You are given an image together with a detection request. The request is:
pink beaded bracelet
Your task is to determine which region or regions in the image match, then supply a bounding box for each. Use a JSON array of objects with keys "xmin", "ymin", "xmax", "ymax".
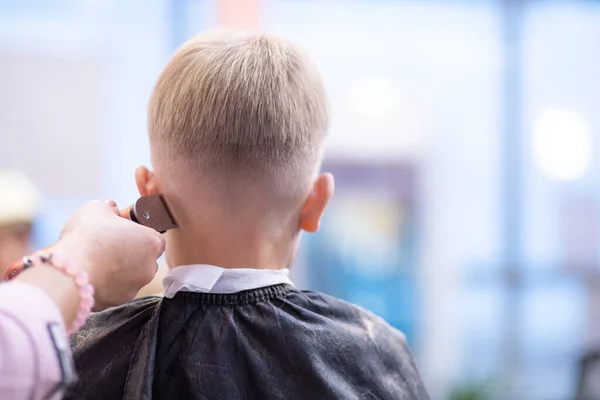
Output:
[{"xmin": 33, "ymin": 252, "xmax": 95, "ymax": 335}]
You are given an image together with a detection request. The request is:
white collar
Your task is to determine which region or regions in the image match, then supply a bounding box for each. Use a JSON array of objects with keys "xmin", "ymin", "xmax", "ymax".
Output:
[{"xmin": 162, "ymin": 264, "xmax": 294, "ymax": 298}]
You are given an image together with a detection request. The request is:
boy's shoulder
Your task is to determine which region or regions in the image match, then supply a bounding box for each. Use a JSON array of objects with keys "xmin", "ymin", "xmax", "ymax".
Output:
[
  {"xmin": 73, "ymin": 288, "xmax": 406, "ymax": 352},
  {"xmin": 70, "ymin": 295, "xmax": 160, "ymax": 352},
  {"xmin": 282, "ymin": 289, "xmax": 428, "ymax": 398},
  {"xmin": 292, "ymin": 289, "xmax": 407, "ymax": 339},
  {"xmin": 66, "ymin": 296, "xmax": 162, "ymax": 400}
]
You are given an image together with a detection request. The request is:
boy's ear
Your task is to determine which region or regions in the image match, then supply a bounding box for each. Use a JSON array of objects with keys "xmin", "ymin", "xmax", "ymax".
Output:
[
  {"xmin": 135, "ymin": 166, "xmax": 159, "ymax": 197},
  {"xmin": 299, "ymin": 173, "xmax": 335, "ymax": 233}
]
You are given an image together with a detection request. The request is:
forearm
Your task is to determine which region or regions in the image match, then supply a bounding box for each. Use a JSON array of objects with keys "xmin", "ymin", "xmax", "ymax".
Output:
[
  {"xmin": 0, "ymin": 281, "xmax": 74, "ymax": 399},
  {"xmin": 16, "ymin": 265, "xmax": 80, "ymax": 328},
  {"xmin": 11, "ymin": 236, "xmax": 96, "ymax": 326}
]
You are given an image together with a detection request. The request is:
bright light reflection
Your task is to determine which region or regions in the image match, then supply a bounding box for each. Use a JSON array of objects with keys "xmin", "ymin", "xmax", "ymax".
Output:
[{"xmin": 533, "ymin": 109, "xmax": 592, "ymax": 181}]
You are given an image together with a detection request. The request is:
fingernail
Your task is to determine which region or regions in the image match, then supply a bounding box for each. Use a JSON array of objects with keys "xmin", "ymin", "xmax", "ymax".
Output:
[{"xmin": 104, "ymin": 199, "xmax": 116, "ymax": 207}]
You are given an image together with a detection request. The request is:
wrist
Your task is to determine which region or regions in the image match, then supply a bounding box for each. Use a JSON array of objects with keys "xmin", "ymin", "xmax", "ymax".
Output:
[
  {"xmin": 14, "ymin": 252, "xmax": 95, "ymax": 334},
  {"xmin": 53, "ymin": 237, "xmax": 110, "ymax": 311},
  {"xmin": 53, "ymin": 235, "xmax": 92, "ymax": 275},
  {"xmin": 16, "ymin": 264, "xmax": 80, "ymax": 328}
]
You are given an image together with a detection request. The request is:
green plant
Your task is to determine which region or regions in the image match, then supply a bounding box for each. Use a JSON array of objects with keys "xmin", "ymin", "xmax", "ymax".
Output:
[{"xmin": 449, "ymin": 383, "xmax": 491, "ymax": 400}]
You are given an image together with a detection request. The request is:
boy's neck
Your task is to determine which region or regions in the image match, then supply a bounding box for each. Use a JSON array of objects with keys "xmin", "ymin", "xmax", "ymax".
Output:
[{"xmin": 165, "ymin": 226, "xmax": 299, "ymax": 271}]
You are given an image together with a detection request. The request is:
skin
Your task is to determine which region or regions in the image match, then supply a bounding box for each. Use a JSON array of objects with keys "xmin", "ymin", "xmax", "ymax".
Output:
[
  {"xmin": 134, "ymin": 147, "xmax": 334, "ymax": 270},
  {"xmin": 14, "ymin": 201, "xmax": 166, "ymax": 326}
]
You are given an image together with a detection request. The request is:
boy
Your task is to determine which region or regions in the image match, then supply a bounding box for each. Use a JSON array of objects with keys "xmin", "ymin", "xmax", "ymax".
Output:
[{"xmin": 67, "ymin": 30, "xmax": 428, "ymax": 399}]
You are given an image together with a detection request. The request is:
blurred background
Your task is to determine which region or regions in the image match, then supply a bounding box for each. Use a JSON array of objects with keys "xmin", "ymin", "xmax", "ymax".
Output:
[{"xmin": 1, "ymin": 0, "xmax": 599, "ymax": 398}]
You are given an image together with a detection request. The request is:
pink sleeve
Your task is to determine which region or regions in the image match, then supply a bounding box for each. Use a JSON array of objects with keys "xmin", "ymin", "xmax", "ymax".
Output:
[{"xmin": 0, "ymin": 281, "xmax": 73, "ymax": 400}]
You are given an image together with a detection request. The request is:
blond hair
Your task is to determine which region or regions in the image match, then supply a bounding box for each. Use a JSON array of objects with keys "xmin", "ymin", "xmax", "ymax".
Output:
[{"xmin": 148, "ymin": 30, "xmax": 328, "ymax": 194}]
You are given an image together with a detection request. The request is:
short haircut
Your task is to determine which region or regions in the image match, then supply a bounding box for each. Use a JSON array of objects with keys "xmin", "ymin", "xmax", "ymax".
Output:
[{"xmin": 148, "ymin": 30, "xmax": 328, "ymax": 195}]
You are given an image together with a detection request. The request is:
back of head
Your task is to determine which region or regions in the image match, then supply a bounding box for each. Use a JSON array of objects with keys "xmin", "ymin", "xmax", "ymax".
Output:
[{"xmin": 148, "ymin": 30, "xmax": 328, "ymax": 208}]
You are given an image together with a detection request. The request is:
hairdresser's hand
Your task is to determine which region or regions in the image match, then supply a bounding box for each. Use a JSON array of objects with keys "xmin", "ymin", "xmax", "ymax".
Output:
[{"xmin": 54, "ymin": 200, "xmax": 166, "ymax": 311}]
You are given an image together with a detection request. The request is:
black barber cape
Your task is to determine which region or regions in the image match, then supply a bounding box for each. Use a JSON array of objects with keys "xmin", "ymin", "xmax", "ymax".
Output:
[{"xmin": 66, "ymin": 284, "xmax": 429, "ymax": 399}]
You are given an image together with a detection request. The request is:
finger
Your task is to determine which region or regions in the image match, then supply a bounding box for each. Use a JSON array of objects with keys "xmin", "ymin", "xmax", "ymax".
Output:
[
  {"xmin": 137, "ymin": 225, "xmax": 166, "ymax": 258},
  {"xmin": 104, "ymin": 199, "xmax": 120, "ymax": 216},
  {"xmin": 104, "ymin": 199, "xmax": 117, "ymax": 208},
  {"xmin": 82, "ymin": 199, "xmax": 119, "ymax": 216},
  {"xmin": 119, "ymin": 206, "xmax": 132, "ymax": 220},
  {"xmin": 154, "ymin": 232, "xmax": 166, "ymax": 256}
]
